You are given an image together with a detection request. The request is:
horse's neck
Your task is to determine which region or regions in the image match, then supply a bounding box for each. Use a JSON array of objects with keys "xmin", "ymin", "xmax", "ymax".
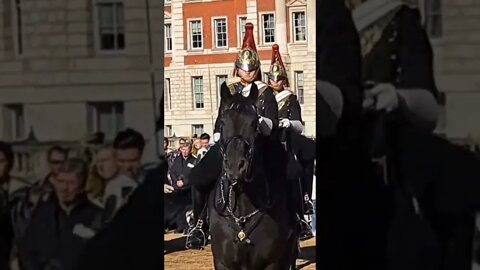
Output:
[{"xmin": 232, "ymin": 176, "xmax": 268, "ymax": 215}]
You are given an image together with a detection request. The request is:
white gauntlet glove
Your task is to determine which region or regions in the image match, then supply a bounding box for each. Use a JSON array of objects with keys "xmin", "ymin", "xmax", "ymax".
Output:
[
  {"xmin": 279, "ymin": 118, "xmax": 291, "ymax": 128},
  {"xmin": 164, "ymin": 184, "xmax": 174, "ymax": 194},
  {"xmin": 258, "ymin": 116, "xmax": 273, "ymax": 136},
  {"xmin": 213, "ymin": 132, "xmax": 221, "ymax": 143},
  {"xmin": 363, "ymin": 83, "xmax": 399, "ymax": 112}
]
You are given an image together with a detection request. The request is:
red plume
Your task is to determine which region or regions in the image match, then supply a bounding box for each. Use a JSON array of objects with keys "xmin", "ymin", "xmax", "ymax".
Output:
[{"xmin": 241, "ymin": 23, "xmax": 257, "ymax": 52}]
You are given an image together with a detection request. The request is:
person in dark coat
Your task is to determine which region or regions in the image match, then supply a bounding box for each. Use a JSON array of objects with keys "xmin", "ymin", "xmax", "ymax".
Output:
[
  {"xmin": 169, "ymin": 142, "xmax": 196, "ymax": 190},
  {"xmin": 18, "ymin": 158, "xmax": 103, "ymax": 270},
  {"xmin": 75, "ymin": 161, "xmax": 164, "ymax": 270},
  {"xmin": 167, "ymin": 142, "xmax": 195, "ymax": 233}
]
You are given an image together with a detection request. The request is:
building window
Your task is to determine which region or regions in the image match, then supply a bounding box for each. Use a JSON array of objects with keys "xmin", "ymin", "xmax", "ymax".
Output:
[
  {"xmin": 295, "ymin": 71, "xmax": 304, "ymax": 105},
  {"xmin": 87, "ymin": 102, "xmax": 124, "ymax": 140},
  {"xmin": 261, "ymin": 13, "xmax": 275, "ymax": 44},
  {"xmin": 424, "ymin": 0, "xmax": 442, "ymax": 38},
  {"xmin": 189, "ymin": 20, "xmax": 203, "ymax": 49},
  {"xmin": 2, "ymin": 104, "xmax": 25, "ymax": 141},
  {"xmin": 165, "ymin": 78, "xmax": 172, "ymax": 110},
  {"xmin": 13, "ymin": 0, "xmax": 23, "ymax": 55},
  {"xmin": 165, "ymin": 23, "xmax": 172, "ymax": 52},
  {"xmin": 292, "ymin": 11, "xmax": 307, "ymax": 42},
  {"xmin": 165, "ymin": 0, "xmax": 171, "ymax": 4},
  {"xmin": 216, "ymin": 75, "xmax": 228, "ymax": 107},
  {"xmin": 192, "ymin": 77, "xmax": 204, "ymax": 109},
  {"xmin": 238, "ymin": 16, "xmax": 247, "ymax": 46},
  {"xmin": 192, "ymin": 124, "xmax": 204, "ymax": 136},
  {"xmin": 97, "ymin": 1, "xmax": 125, "ymax": 51},
  {"xmin": 213, "ymin": 18, "xmax": 227, "ymax": 48},
  {"xmin": 165, "ymin": 125, "xmax": 172, "ymax": 137}
]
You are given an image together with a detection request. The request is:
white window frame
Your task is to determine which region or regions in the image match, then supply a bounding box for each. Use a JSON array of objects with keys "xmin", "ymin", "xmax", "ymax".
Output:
[
  {"xmin": 290, "ymin": 9, "xmax": 307, "ymax": 43},
  {"xmin": 216, "ymin": 75, "xmax": 228, "ymax": 107},
  {"xmin": 164, "ymin": 22, "xmax": 173, "ymax": 53},
  {"xmin": 165, "ymin": 78, "xmax": 172, "ymax": 110},
  {"xmin": 237, "ymin": 15, "xmax": 247, "ymax": 48},
  {"xmin": 165, "ymin": 125, "xmax": 172, "ymax": 137},
  {"xmin": 11, "ymin": 0, "xmax": 23, "ymax": 57},
  {"xmin": 3, "ymin": 104, "xmax": 25, "ymax": 141},
  {"xmin": 187, "ymin": 18, "xmax": 203, "ymax": 51},
  {"xmin": 93, "ymin": 0, "xmax": 126, "ymax": 53},
  {"xmin": 192, "ymin": 124, "xmax": 204, "ymax": 136},
  {"xmin": 212, "ymin": 16, "xmax": 228, "ymax": 49},
  {"xmin": 419, "ymin": 0, "xmax": 443, "ymax": 39},
  {"xmin": 294, "ymin": 71, "xmax": 304, "ymax": 105},
  {"xmin": 259, "ymin": 12, "xmax": 276, "ymax": 45},
  {"xmin": 87, "ymin": 102, "xmax": 124, "ymax": 139},
  {"xmin": 192, "ymin": 76, "xmax": 204, "ymax": 109}
]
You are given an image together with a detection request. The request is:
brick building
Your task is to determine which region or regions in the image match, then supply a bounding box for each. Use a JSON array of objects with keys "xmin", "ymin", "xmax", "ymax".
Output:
[
  {"xmin": 0, "ymin": 0, "xmax": 164, "ymax": 177},
  {"xmin": 164, "ymin": 0, "xmax": 316, "ymax": 141}
]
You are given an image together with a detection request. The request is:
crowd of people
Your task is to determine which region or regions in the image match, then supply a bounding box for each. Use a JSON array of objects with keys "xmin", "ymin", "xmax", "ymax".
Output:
[
  {"xmin": 163, "ymin": 133, "xmax": 212, "ymax": 234},
  {"xmin": 0, "ymin": 127, "xmax": 155, "ymax": 270}
]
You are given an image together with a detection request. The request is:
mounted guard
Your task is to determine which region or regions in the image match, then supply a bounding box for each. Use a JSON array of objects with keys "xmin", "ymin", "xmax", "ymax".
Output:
[
  {"xmin": 267, "ymin": 44, "xmax": 314, "ymax": 241},
  {"xmin": 186, "ymin": 22, "xmax": 280, "ymax": 250}
]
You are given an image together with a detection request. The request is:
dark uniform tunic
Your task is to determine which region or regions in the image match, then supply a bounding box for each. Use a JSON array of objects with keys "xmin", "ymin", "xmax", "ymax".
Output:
[
  {"xmin": 18, "ymin": 194, "xmax": 103, "ymax": 270},
  {"xmin": 361, "ymin": 5, "xmax": 438, "ymax": 96}
]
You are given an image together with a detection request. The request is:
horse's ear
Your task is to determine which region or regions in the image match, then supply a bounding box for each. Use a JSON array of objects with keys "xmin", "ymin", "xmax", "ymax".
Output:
[
  {"xmin": 248, "ymin": 82, "xmax": 258, "ymax": 102},
  {"xmin": 220, "ymin": 82, "xmax": 232, "ymax": 100}
]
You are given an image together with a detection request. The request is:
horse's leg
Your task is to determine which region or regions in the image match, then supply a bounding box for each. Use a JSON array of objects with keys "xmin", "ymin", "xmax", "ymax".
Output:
[{"xmin": 213, "ymin": 259, "xmax": 231, "ymax": 270}]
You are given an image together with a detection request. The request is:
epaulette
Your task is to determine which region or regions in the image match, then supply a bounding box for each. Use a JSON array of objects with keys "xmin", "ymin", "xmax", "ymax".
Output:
[{"xmin": 228, "ymin": 83, "xmax": 238, "ymax": 95}]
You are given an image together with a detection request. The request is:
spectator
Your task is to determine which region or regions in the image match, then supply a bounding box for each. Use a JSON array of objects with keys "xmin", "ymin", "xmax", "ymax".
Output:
[
  {"xmin": 169, "ymin": 142, "xmax": 196, "ymax": 190},
  {"xmin": 192, "ymin": 138, "xmax": 201, "ymax": 157},
  {"xmin": 167, "ymin": 138, "xmax": 186, "ymax": 168},
  {"xmin": 86, "ymin": 145, "xmax": 118, "ymax": 204},
  {"xmin": 102, "ymin": 128, "xmax": 144, "ymax": 223},
  {"xmin": 199, "ymin": 133, "xmax": 210, "ymax": 149},
  {"xmin": 0, "ymin": 141, "xmax": 33, "ymax": 270},
  {"xmin": 168, "ymin": 142, "xmax": 195, "ymax": 233},
  {"xmin": 18, "ymin": 158, "xmax": 103, "ymax": 270},
  {"xmin": 42, "ymin": 146, "xmax": 68, "ymax": 190},
  {"xmin": 196, "ymin": 133, "xmax": 211, "ymax": 161}
]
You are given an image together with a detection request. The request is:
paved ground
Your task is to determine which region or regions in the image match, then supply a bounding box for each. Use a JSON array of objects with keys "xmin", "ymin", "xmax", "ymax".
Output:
[{"xmin": 164, "ymin": 233, "xmax": 316, "ymax": 269}]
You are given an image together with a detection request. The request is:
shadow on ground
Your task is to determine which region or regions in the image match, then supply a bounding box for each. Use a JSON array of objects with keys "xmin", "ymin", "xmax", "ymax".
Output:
[
  {"xmin": 165, "ymin": 236, "xmax": 188, "ymax": 254},
  {"xmin": 297, "ymin": 246, "xmax": 316, "ymax": 269}
]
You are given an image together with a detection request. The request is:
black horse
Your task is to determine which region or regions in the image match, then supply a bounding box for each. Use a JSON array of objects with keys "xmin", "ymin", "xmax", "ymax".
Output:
[{"xmin": 208, "ymin": 82, "xmax": 298, "ymax": 270}]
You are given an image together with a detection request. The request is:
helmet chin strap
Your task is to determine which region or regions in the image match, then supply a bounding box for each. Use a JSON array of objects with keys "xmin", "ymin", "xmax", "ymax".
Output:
[{"xmin": 239, "ymin": 68, "xmax": 259, "ymax": 85}]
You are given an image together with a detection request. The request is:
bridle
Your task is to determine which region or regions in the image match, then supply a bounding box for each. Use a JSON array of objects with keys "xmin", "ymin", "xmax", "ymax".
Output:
[
  {"xmin": 218, "ymin": 102, "xmax": 258, "ymax": 182},
  {"xmin": 216, "ymin": 100, "xmax": 268, "ymax": 244}
]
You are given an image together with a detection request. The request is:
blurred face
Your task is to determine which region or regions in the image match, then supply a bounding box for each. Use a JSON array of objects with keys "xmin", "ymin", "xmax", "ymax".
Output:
[
  {"xmin": 237, "ymin": 68, "xmax": 258, "ymax": 83},
  {"xmin": 164, "ymin": 140, "xmax": 168, "ymax": 151},
  {"xmin": 53, "ymin": 172, "xmax": 84, "ymax": 204},
  {"xmin": 200, "ymin": 139, "xmax": 209, "ymax": 148},
  {"xmin": 193, "ymin": 139, "xmax": 201, "ymax": 150},
  {"xmin": 269, "ymin": 79, "xmax": 285, "ymax": 92},
  {"xmin": 48, "ymin": 151, "xmax": 67, "ymax": 176},
  {"xmin": 96, "ymin": 148, "xmax": 118, "ymax": 180},
  {"xmin": 180, "ymin": 146, "xmax": 191, "ymax": 158},
  {"xmin": 178, "ymin": 139, "xmax": 186, "ymax": 148},
  {"xmin": 0, "ymin": 152, "xmax": 9, "ymax": 179},
  {"xmin": 115, "ymin": 148, "xmax": 141, "ymax": 177}
]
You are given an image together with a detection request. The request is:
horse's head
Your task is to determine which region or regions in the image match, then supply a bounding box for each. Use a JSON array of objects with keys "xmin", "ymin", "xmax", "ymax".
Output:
[{"xmin": 218, "ymin": 82, "xmax": 259, "ymax": 183}]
